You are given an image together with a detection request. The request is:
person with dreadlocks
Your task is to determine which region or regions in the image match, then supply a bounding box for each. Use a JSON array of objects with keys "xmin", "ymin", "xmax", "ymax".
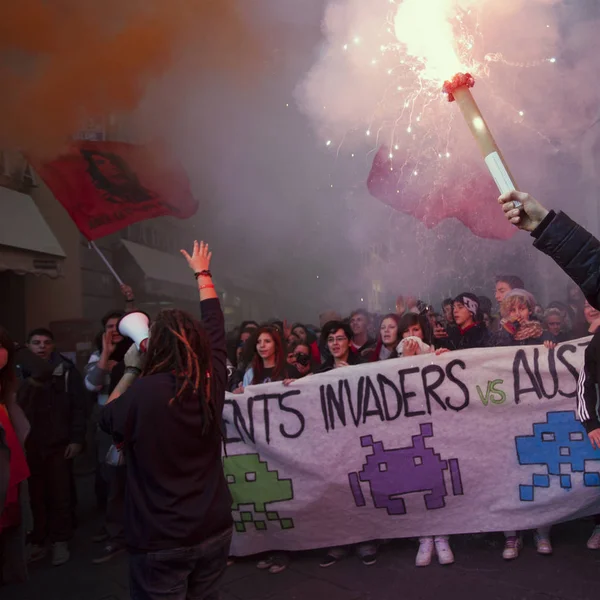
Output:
[{"xmin": 99, "ymin": 241, "xmax": 232, "ymax": 600}]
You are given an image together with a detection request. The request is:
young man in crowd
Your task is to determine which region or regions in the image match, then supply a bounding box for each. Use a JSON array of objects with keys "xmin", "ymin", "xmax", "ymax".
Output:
[
  {"xmin": 17, "ymin": 328, "xmax": 86, "ymax": 566},
  {"xmin": 317, "ymin": 321, "xmax": 362, "ymax": 373},
  {"xmin": 84, "ymin": 285, "xmax": 135, "ymax": 564},
  {"xmin": 318, "ymin": 311, "xmax": 341, "ymax": 365},
  {"xmin": 349, "ymin": 310, "xmax": 376, "ymax": 358},
  {"xmin": 314, "ymin": 321, "xmax": 377, "ymax": 565},
  {"xmin": 442, "ymin": 294, "xmax": 492, "ymax": 351},
  {"xmin": 494, "ymin": 275, "xmax": 525, "ymax": 307}
]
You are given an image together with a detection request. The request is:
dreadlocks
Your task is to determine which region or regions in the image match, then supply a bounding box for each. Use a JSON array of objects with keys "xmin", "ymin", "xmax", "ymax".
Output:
[{"xmin": 142, "ymin": 309, "xmax": 215, "ymax": 433}]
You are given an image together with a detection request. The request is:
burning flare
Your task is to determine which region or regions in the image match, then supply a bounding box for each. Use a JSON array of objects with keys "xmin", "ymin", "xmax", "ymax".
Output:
[
  {"xmin": 394, "ymin": 0, "xmax": 517, "ymax": 197},
  {"xmin": 394, "ymin": 0, "xmax": 474, "ymax": 84}
]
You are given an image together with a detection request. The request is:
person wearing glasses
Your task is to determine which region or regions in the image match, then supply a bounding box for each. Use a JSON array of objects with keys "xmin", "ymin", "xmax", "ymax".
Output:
[{"xmin": 312, "ymin": 321, "xmax": 377, "ymax": 567}]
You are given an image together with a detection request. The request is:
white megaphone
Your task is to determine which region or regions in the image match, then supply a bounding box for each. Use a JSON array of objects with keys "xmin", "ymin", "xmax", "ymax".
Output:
[{"xmin": 118, "ymin": 311, "xmax": 150, "ymax": 352}]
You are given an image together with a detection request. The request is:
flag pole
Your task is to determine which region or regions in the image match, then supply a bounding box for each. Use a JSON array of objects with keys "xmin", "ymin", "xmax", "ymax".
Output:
[{"xmin": 89, "ymin": 241, "xmax": 124, "ymax": 286}]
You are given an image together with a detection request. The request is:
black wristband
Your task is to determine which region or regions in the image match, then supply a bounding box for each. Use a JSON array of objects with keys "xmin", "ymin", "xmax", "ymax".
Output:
[{"xmin": 194, "ymin": 270, "xmax": 212, "ymax": 279}]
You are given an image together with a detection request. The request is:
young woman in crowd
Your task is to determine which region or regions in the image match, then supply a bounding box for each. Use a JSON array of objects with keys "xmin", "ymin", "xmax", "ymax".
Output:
[
  {"xmin": 394, "ymin": 314, "xmax": 454, "ymax": 566},
  {"xmin": 236, "ymin": 327, "xmax": 288, "ymax": 391},
  {"xmin": 0, "ymin": 327, "xmax": 30, "ymax": 584},
  {"xmin": 495, "ymin": 289, "xmax": 556, "ymax": 559},
  {"xmin": 397, "ymin": 313, "xmax": 436, "ymax": 358},
  {"xmin": 371, "ymin": 314, "xmax": 402, "ymax": 361},
  {"xmin": 234, "ymin": 326, "xmax": 290, "ymax": 573}
]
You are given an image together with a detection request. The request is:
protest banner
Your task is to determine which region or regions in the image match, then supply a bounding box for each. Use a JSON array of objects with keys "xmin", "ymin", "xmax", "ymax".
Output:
[{"xmin": 223, "ymin": 338, "xmax": 600, "ymax": 556}]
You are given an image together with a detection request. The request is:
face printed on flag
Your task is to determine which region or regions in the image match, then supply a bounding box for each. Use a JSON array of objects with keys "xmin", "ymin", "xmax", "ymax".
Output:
[
  {"xmin": 367, "ymin": 146, "xmax": 516, "ymax": 241},
  {"xmin": 30, "ymin": 141, "xmax": 198, "ymax": 240},
  {"xmin": 81, "ymin": 150, "xmax": 157, "ymax": 205}
]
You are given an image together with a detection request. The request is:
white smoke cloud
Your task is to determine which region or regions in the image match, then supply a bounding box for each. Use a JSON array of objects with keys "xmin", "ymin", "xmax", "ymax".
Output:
[{"xmin": 130, "ymin": 0, "xmax": 600, "ymax": 317}]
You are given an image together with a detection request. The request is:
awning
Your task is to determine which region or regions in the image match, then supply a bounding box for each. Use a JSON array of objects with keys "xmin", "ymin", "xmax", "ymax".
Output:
[
  {"xmin": 121, "ymin": 239, "xmax": 200, "ymax": 302},
  {"xmin": 0, "ymin": 187, "xmax": 65, "ymax": 277},
  {"xmin": 120, "ymin": 239, "xmax": 265, "ymax": 304}
]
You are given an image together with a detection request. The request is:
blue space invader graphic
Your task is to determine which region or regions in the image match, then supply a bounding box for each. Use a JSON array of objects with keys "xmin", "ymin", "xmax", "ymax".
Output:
[{"xmin": 515, "ymin": 411, "xmax": 600, "ymax": 501}]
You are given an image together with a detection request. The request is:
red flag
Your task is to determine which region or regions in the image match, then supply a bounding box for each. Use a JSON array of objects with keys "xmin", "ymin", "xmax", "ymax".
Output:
[
  {"xmin": 367, "ymin": 146, "xmax": 516, "ymax": 241},
  {"xmin": 31, "ymin": 141, "xmax": 198, "ymax": 240}
]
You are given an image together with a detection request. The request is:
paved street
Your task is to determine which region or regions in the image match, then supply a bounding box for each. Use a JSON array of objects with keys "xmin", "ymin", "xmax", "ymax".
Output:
[{"xmin": 3, "ymin": 475, "xmax": 599, "ymax": 600}]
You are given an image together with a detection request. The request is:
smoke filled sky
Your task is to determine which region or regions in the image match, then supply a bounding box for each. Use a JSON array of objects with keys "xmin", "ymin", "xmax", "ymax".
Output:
[{"xmin": 3, "ymin": 0, "xmax": 600, "ymax": 318}]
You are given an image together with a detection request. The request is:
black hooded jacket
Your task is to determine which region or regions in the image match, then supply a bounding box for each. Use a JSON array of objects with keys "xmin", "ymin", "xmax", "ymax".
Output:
[{"xmin": 531, "ymin": 210, "xmax": 600, "ymax": 433}]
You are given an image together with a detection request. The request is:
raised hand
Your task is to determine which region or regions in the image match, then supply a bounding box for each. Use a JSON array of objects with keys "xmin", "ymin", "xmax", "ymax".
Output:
[{"xmin": 181, "ymin": 240, "xmax": 212, "ymax": 273}]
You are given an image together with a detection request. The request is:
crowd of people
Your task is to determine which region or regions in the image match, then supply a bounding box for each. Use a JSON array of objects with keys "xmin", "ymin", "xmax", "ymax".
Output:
[{"xmin": 0, "ymin": 192, "xmax": 599, "ymax": 599}]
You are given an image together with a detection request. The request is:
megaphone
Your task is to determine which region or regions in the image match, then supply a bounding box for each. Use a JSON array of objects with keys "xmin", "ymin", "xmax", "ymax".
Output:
[{"xmin": 118, "ymin": 311, "xmax": 150, "ymax": 352}]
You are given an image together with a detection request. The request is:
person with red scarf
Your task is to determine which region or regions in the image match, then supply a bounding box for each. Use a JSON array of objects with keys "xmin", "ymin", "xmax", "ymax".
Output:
[{"xmin": 0, "ymin": 327, "xmax": 30, "ymax": 584}]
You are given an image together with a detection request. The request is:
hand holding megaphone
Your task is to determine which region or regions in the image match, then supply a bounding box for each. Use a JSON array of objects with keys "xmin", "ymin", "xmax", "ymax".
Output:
[
  {"xmin": 124, "ymin": 343, "xmax": 145, "ymax": 371},
  {"xmin": 118, "ymin": 311, "xmax": 150, "ymax": 352}
]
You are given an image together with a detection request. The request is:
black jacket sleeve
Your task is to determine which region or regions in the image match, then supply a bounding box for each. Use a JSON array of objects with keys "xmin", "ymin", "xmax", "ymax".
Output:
[
  {"xmin": 532, "ymin": 210, "xmax": 600, "ymax": 310},
  {"xmin": 578, "ymin": 333, "xmax": 600, "ymax": 434},
  {"xmin": 200, "ymin": 298, "xmax": 227, "ymax": 412}
]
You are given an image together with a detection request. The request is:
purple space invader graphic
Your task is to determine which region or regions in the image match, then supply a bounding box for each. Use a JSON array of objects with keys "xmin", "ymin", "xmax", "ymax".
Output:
[{"xmin": 348, "ymin": 423, "xmax": 464, "ymax": 515}]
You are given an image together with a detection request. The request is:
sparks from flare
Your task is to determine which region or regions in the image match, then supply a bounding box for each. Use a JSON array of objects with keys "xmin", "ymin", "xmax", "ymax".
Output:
[{"xmin": 318, "ymin": 0, "xmax": 556, "ymax": 187}]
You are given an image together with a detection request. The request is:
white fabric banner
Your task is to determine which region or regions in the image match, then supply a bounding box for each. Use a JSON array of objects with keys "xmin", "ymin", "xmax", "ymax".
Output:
[{"xmin": 223, "ymin": 338, "xmax": 600, "ymax": 557}]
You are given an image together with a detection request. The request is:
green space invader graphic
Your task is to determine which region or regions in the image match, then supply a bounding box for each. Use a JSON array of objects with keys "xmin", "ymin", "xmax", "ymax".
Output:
[{"xmin": 223, "ymin": 453, "xmax": 295, "ymax": 532}]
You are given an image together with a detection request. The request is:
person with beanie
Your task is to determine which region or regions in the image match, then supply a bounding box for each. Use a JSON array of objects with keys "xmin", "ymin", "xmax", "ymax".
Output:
[{"xmin": 441, "ymin": 294, "xmax": 492, "ymax": 351}]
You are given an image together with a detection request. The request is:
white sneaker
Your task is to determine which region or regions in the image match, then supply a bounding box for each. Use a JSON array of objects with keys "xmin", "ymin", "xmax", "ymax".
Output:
[
  {"xmin": 587, "ymin": 525, "xmax": 600, "ymax": 550},
  {"xmin": 435, "ymin": 536, "xmax": 455, "ymax": 565},
  {"xmin": 502, "ymin": 536, "xmax": 522, "ymax": 560},
  {"xmin": 534, "ymin": 532, "xmax": 553, "ymax": 555},
  {"xmin": 51, "ymin": 542, "xmax": 70, "ymax": 566},
  {"xmin": 415, "ymin": 537, "xmax": 434, "ymax": 567}
]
